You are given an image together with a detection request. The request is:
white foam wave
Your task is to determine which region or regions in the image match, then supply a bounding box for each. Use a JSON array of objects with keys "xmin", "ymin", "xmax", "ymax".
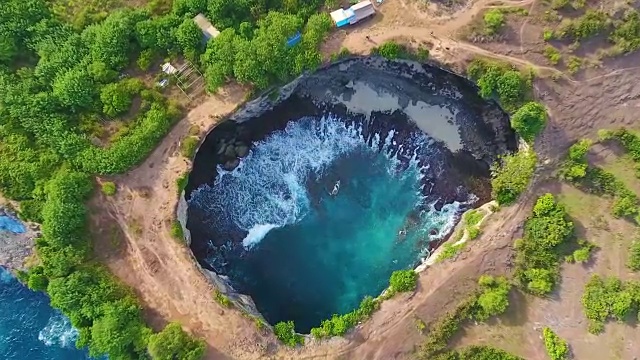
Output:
[
  {"xmin": 242, "ymin": 224, "xmax": 280, "ymax": 248},
  {"xmin": 38, "ymin": 313, "xmax": 78, "ymax": 348},
  {"xmin": 190, "ymin": 115, "xmax": 445, "ymax": 249},
  {"xmin": 0, "ymin": 267, "xmax": 14, "ymax": 284}
]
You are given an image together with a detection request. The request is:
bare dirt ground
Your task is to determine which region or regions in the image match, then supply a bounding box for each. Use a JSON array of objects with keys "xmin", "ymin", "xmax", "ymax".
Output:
[{"xmin": 88, "ymin": 0, "xmax": 640, "ymax": 359}]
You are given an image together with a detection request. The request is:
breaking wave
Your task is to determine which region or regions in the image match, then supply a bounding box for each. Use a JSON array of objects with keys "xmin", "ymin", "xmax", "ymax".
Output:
[{"xmin": 38, "ymin": 314, "xmax": 78, "ymax": 348}]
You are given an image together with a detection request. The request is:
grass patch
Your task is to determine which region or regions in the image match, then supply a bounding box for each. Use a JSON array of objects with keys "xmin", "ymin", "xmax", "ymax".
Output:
[
  {"xmin": 176, "ymin": 173, "xmax": 188, "ymax": 195},
  {"xmin": 628, "ymin": 239, "xmax": 640, "ymax": 271},
  {"xmin": 180, "ymin": 136, "xmax": 199, "ymax": 159},
  {"xmin": 170, "ymin": 220, "xmax": 184, "ymax": 243},
  {"xmin": 484, "ymin": 9, "xmax": 506, "ymax": 35},
  {"xmin": 213, "ymin": 290, "xmax": 232, "ymax": 308}
]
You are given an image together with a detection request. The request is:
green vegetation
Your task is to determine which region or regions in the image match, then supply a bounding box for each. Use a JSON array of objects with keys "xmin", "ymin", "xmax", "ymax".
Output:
[
  {"xmin": 566, "ymin": 56, "xmax": 582, "ymax": 75},
  {"xmin": 559, "ymin": 139, "xmax": 591, "ymax": 181},
  {"xmin": 491, "ymin": 151, "xmax": 537, "ymax": 205},
  {"xmin": 181, "ymin": 136, "xmax": 199, "ymax": 158},
  {"xmin": 628, "ymin": 239, "xmax": 640, "ymax": 271},
  {"xmin": 389, "ymin": 269, "xmax": 418, "ymax": 292},
  {"xmin": 415, "ymin": 318, "xmax": 427, "ymax": 333},
  {"xmin": 213, "ymin": 290, "xmax": 232, "ymax": 308},
  {"xmin": 474, "ymin": 275, "xmax": 511, "ymax": 321},
  {"xmin": 436, "ymin": 209, "xmax": 486, "ymax": 262},
  {"xmin": 515, "ymin": 194, "xmax": 574, "ymax": 296},
  {"xmin": 274, "ymin": 321, "xmax": 304, "ymax": 347},
  {"xmin": 467, "ymin": 58, "xmax": 533, "ymax": 113},
  {"xmin": 417, "ymin": 278, "xmax": 516, "ymax": 359},
  {"xmin": 543, "ymin": 45, "xmax": 561, "ymax": 65},
  {"xmin": 371, "ymin": 41, "xmax": 429, "ymax": 62},
  {"xmin": 568, "ymin": 239, "xmax": 595, "ymax": 263},
  {"xmin": 542, "ymin": 327, "xmax": 569, "ymax": 360},
  {"xmin": 561, "ymin": 135, "xmax": 640, "ymax": 221},
  {"xmin": 310, "ymin": 269, "xmax": 418, "ymax": 339},
  {"xmin": 170, "ymin": 220, "xmax": 184, "ymax": 242},
  {"xmin": 373, "ymin": 41, "xmax": 403, "ymax": 59},
  {"xmin": 581, "ymin": 275, "xmax": 640, "ymax": 334},
  {"xmin": 101, "ymin": 181, "xmax": 117, "ymax": 196},
  {"xmin": 510, "ymin": 102, "xmax": 548, "ymax": 143},
  {"xmin": 609, "ymin": 10, "xmax": 640, "ymax": 54},
  {"xmin": 147, "ymin": 323, "xmax": 206, "ymax": 360},
  {"xmin": 543, "ymin": 28, "xmax": 555, "ymax": 41},
  {"xmin": 556, "ymin": 10, "xmax": 609, "ymax": 41},
  {"xmin": 176, "ymin": 173, "xmax": 188, "ymax": 195},
  {"xmin": 484, "ymin": 9, "xmax": 505, "ymax": 35},
  {"xmin": 310, "ymin": 296, "xmax": 378, "ymax": 338}
]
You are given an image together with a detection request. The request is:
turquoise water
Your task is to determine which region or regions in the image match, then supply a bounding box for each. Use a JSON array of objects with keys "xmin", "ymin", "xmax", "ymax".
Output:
[
  {"xmin": 190, "ymin": 115, "xmax": 464, "ymax": 332},
  {"xmin": 0, "ymin": 267, "xmax": 90, "ymax": 359}
]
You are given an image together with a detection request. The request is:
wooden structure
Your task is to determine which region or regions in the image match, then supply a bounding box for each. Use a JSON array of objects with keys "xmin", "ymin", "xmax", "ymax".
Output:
[{"xmin": 173, "ymin": 62, "xmax": 205, "ymax": 100}]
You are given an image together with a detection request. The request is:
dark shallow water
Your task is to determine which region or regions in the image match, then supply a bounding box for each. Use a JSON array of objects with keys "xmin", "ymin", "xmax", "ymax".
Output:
[
  {"xmin": 186, "ymin": 57, "xmax": 516, "ymax": 332},
  {"xmin": 0, "ymin": 267, "xmax": 90, "ymax": 359}
]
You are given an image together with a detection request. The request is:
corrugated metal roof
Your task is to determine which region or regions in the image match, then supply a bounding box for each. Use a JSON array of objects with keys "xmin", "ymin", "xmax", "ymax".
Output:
[
  {"xmin": 351, "ymin": 0, "xmax": 373, "ymax": 11},
  {"xmin": 193, "ymin": 13, "xmax": 220, "ymax": 39}
]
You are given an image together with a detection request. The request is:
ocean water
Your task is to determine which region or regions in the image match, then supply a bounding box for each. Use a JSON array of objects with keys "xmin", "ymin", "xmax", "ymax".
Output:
[
  {"xmin": 0, "ymin": 267, "xmax": 90, "ymax": 359},
  {"xmin": 190, "ymin": 115, "xmax": 467, "ymax": 332}
]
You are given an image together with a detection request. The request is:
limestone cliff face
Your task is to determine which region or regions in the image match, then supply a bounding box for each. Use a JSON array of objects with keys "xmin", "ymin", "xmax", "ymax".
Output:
[
  {"xmin": 177, "ymin": 194, "xmax": 266, "ymax": 321},
  {"xmin": 0, "ymin": 208, "xmax": 37, "ymax": 271}
]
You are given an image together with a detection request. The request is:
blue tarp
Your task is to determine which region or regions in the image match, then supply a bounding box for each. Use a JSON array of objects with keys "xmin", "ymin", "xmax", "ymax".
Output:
[
  {"xmin": 286, "ymin": 32, "xmax": 302, "ymax": 48},
  {"xmin": 0, "ymin": 215, "xmax": 25, "ymax": 234}
]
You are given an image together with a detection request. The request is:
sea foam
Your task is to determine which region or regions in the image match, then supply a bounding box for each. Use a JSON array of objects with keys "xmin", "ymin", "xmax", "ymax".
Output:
[{"xmin": 190, "ymin": 115, "xmax": 452, "ymax": 251}]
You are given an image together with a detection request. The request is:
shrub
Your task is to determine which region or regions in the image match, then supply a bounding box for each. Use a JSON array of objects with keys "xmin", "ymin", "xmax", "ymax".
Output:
[
  {"xmin": 556, "ymin": 11, "xmax": 609, "ymax": 40},
  {"xmin": 389, "ymin": 269, "xmax": 418, "ymax": 292},
  {"xmin": 310, "ymin": 295, "xmax": 379, "ymax": 338},
  {"xmin": 484, "ymin": 9, "xmax": 505, "ymax": 35},
  {"xmin": 27, "ymin": 266, "xmax": 49, "ymax": 291},
  {"xmin": 543, "ymin": 28, "xmax": 555, "ymax": 41},
  {"xmin": 176, "ymin": 173, "xmax": 188, "ymax": 195},
  {"xmin": 147, "ymin": 322, "xmax": 206, "ymax": 360},
  {"xmin": 101, "ymin": 181, "xmax": 116, "ymax": 196},
  {"xmin": 609, "ymin": 10, "xmax": 640, "ymax": 54},
  {"xmin": 473, "ymin": 275, "xmax": 511, "ymax": 321},
  {"xmin": 551, "ymin": 0, "xmax": 569, "ymax": 9},
  {"xmin": 543, "ymin": 45, "xmax": 561, "ymax": 65},
  {"xmin": 180, "ymin": 137, "xmax": 199, "ymax": 158},
  {"xmin": 515, "ymin": 194, "xmax": 574, "ymax": 296},
  {"xmin": 274, "ymin": 321, "xmax": 303, "ymax": 347},
  {"xmin": 137, "ymin": 49, "xmax": 155, "ymax": 71},
  {"xmin": 491, "ymin": 151, "xmax": 537, "ymax": 205},
  {"xmin": 628, "ymin": 240, "xmax": 640, "ymax": 271},
  {"xmin": 572, "ymin": 239, "xmax": 595, "ymax": 263},
  {"xmin": 581, "ymin": 275, "xmax": 640, "ymax": 333},
  {"xmin": 467, "ymin": 59, "xmax": 532, "ymax": 113},
  {"xmin": 542, "ymin": 327, "xmax": 569, "ymax": 360},
  {"xmin": 611, "ymin": 195, "xmax": 637, "ymax": 218},
  {"xmin": 510, "ymin": 102, "xmax": 548, "ymax": 143},
  {"xmin": 566, "ymin": 56, "xmax": 582, "ymax": 74},
  {"xmin": 436, "ymin": 242, "xmax": 466, "ymax": 262},
  {"xmin": 374, "ymin": 41, "xmax": 403, "ymax": 59}
]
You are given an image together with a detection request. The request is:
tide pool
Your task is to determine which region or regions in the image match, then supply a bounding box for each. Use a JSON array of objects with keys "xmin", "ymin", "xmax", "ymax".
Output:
[
  {"xmin": 189, "ymin": 115, "xmax": 465, "ymax": 332},
  {"xmin": 0, "ymin": 268, "xmax": 90, "ymax": 359}
]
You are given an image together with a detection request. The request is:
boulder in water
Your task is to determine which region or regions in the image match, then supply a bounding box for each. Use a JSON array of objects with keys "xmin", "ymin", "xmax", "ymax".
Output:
[
  {"xmin": 235, "ymin": 145, "xmax": 249, "ymax": 158},
  {"xmin": 223, "ymin": 159, "xmax": 240, "ymax": 171}
]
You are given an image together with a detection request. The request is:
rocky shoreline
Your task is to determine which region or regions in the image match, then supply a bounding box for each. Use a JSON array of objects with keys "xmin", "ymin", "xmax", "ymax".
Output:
[{"xmin": 0, "ymin": 207, "xmax": 37, "ymax": 271}]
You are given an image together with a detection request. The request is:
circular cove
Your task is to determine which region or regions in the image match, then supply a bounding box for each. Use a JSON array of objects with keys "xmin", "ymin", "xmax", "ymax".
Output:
[{"xmin": 184, "ymin": 57, "xmax": 517, "ymax": 333}]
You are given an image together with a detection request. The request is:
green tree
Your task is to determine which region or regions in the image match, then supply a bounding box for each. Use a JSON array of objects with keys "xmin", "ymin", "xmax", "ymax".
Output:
[
  {"xmin": 52, "ymin": 66, "xmax": 96, "ymax": 109},
  {"xmin": 148, "ymin": 323, "xmax": 206, "ymax": 360},
  {"xmin": 89, "ymin": 297, "xmax": 151, "ymax": 359},
  {"xmin": 100, "ymin": 82, "xmax": 134, "ymax": 117},
  {"xmin": 510, "ymin": 102, "xmax": 547, "ymax": 143},
  {"xmin": 274, "ymin": 321, "xmax": 303, "ymax": 347},
  {"xmin": 176, "ymin": 18, "xmax": 203, "ymax": 59}
]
